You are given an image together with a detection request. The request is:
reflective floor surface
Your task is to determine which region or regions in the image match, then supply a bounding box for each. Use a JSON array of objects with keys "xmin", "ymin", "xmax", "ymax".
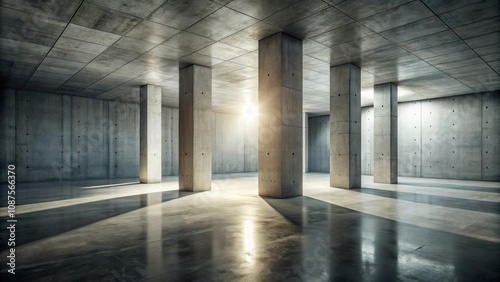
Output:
[{"xmin": 1, "ymin": 173, "xmax": 499, "ymax": 281}]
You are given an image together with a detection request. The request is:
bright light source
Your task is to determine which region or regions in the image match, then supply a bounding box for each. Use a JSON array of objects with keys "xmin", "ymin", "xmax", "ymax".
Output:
[{"xmin": 244, "ymin": 102, "xmax": 258, "ymax": 119}]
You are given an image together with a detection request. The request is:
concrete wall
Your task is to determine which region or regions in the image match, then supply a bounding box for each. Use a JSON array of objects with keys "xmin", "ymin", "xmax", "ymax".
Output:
[
  {"xmin": 244, "ymin": 117, "xmax": 258, "ymax": 172},
  {"xmin": 162, "ymin": 107, "xmax": 179, "ymax": 176},
  {"xmin": 307, "ymin": 92, "xmax": 500, "ymax": 181},
  {"xmin": 398, "ymin": 101, "xmax": 421, "ymax": 177},
  {"xmin": 361, "ymin": 107, "xmax": 374, "ymax": 175},
  {"xmin": 308, "ymin": 111, "xmax": 374, "ymax": 175},
  {"xmin": 413, "ymin": 93, "xmax": 499, "ymax": 181},
  {"xmin": 213, "ymin": 112, "xmax": 257, "ymax": 174},
  {"xmin": 0, "ymin": 89, "xmax": 258, "ymax": 182},
  {"xmin": 308, "ymin": 115, "xmax": 329, "ymax": 172},
  {"xmin": 0, "ymin": 90, "xmax": 137, "ymax": 182},
  {"xmin": 110, "ymin": 101, "xmax": 140, "ymax": 178},
  {"xmin": 71, "ymin": 96, "xmax": 110, "ymax": 179},
  {"xmin": 0, "ymin": 89, "xmax": 16, "ymax": 183},
  {"xmin": 482, "ymin": 94, "xmax": 500, "ymax": 181},
  {"xmin": 16, "ymin": 91, "xmax": 66, "ymax": 181}
]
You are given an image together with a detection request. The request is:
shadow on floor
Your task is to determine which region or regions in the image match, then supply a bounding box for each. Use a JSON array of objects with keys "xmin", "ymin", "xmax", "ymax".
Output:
[
  {"xmin": 398, "ymin": 181, "xmax": 500, "ymax": 193},
  {"xmin": 351, "ymin": 187, "xmax": 500, "ymax": 214},
  {"xmin": 0, "ymin": 178, "xmax": 141, "ymax": 207},
  {"xmin": 0, "ymin": 190, "xmax": 195, "ymax": 251},
  {"xmin": 262, "ymin": 195, "xmax": 500, "ymax": 281}
]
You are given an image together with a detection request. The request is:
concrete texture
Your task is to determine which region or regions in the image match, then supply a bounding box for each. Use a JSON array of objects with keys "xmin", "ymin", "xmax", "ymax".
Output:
[
  {"xmin": 361, "ymin": 107, "xmax": 374, "ymax": 175},
  {"xmin": 179, "ymin": 65, "xmax": 212, "ymax": 192},
  {"xmin": 330, "ymin": 63, "xmax": 361, "ymax": 189},
  {"xmin": 244, "ymin": 114, "xmax": 258, "ymax": 173},
  {"xmin": 7, "ymin": 90, "xmax": 144, "ymax": 182},
  {"xmin": 162, "ymin": 107, "xmax": 172, "ymax": 176},
  {"xmin": 373, "ymin": 83, "xmax": 398, "ymax": 184},
  {"xmin": 71, "ymin": 96, "xmax": 109, "ymax": 180},
  {"xmin": 140, "ymin": 85, "xmax": 162, "ymax": 184},
  {"xmin": 2, "ymin": 174, "xmax": 499, "ymax": 281},
  {"xmin": 0, "ymin": 89, "xmax": 15, "ymax": 183},
  {"xmin": 0, "ymin": 89, "xmax": 258, "ymax": 182},
  {"xmin": 161, "ymin": 107, "xmax": 179, "ymax": 176},
  {"xmin": 258, "ymin": 32, "xmax": 303, "ymax": 198},
  {"xmin": 398, "ymin": 101, "xmax": 422, "ymax": 177},
  {"xmin": 213, "ymin": 112, "xmax": 245, "ymax": 174},
  {"xmin": 1, "ymin": 89, "xmax": 258, "ymax": 183},
  {"xmin": 421, "ymin": 95, "xmax": 481, "ymax": 180},
  {"xmin": 109, "ymin": 101, "xmax": 139, "ymax": 178},
  {"xmin": 309, "ymin": 92, "xmax": 499, "ymax": 181},
  {"xmin": 308, "ymin": 115, "xmax": 330, "ymax": 173},
  {"xmin": 1, "ymin": 1, "xmax": 499, "ymax": 113},
  {"xmin": 482, "ymin": 93, "xmax": 500, "ymax": 181},
  {"xmin": 15, "ymin": 90, "xmax": 64, "ymax": 181},
  {"xmin": 397, "ymin": 92, "xmax": 497, "ymax": 181}
]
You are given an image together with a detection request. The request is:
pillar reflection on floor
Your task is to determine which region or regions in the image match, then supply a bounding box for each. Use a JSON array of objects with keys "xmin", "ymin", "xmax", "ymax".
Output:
[{"xmin": 142, "ymin": 192, "xmax": 163, "ymax": 278}]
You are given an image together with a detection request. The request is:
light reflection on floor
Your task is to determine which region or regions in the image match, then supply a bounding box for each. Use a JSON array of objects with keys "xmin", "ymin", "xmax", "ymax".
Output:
[{"xmin": 0, "ymin": 173, "xmax": 498, "ymax": 281}]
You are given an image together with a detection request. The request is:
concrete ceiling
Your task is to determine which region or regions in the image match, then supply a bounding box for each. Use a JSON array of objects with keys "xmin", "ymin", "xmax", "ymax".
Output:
[{"xmin": 1, "ymin": 0, "xmax": 499, "ymax": 113}]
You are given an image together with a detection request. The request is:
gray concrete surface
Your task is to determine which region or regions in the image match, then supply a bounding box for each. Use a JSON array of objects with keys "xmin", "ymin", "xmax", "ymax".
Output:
[
  {"xmin": 8, "ymin": 89, "xmax": 494, "ymax": 183},
  {"xmin": 308, "ymin": 93, "xmax": 499, "ymax": 181},
  {"xmin": 244, "ymin": 114, "xmax": 258, "ymax": 173},
  {"xmin": 374, "ymin": 83, "xmax": 398, "ymax": 184},
  {"xmin": 16, "ymin": 90, "xmax": 65, "ymax": 181},
  {"xmin": 3, "ymin": 0, "xmax": 498, "ymax": 113},
  {"xmin": 71, "ymin": 96, "xmax": 109, "ymax": 180},
  {"xmin": 396, "ymin": 92, "xmax": 497, "ymax": 181},
  {"xmin": 139, "ymin": 85, "xmax": 162, "ymax": 183},
  {"xmin": 0, "ymin": 89, "xmax": 258, "ymax": 183},
  {"xmin": 258, "ymin": 32, "xmax": 303, "ymax": 198},
  {"xmin": 361, "ymin": 107, "xmax": 374, "ymax": 175},
  {"xmin": 421, "ymin": 95, "xmax": 481, "ymax": 180},
  {"xmin": 2, "ymin": 174, "xmax": 499, "ymax": 281},
  {"xmin": 0, "ymin": 89, "xmax": 15, "ymax": 183},
  {"xmin": 109, "ymin": 101, "xmax": 140, "ymax": 178},
  {"xmin": 482, "ymin": 94, "xmax": 500, "ymax": 181},
  {"xmin": 398, "ymin": 101, "xmax": 422, "ymax": 177},
  {"xmin": 213, "ymin": 112, "xmax": 244, "ymax": 173},
  {"xmin": 179, "ymin": 65, "xmax": 212, "ymax": 192},
  {"xmin": 308, "ymin": 115, "xmax": 329, "ymax": 173},
  {"xmin": 161, "ymin": 107, "xmax": 179, "ymax": 177},
  {"xmin": 330, "ymin": 63, "xmax": 361, "ymax": 189}
]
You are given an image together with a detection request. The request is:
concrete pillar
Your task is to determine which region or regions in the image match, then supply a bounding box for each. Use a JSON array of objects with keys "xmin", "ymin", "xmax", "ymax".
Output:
[
  {"xmin": 140, "ymin": 85, "xmax": 162, "ymax": 183},
  {"xmin": 258, "ymin": 32, "xmax": 303, "ymax": 198},
  {"xmin": 374, "ymin": 83, "xmax": 398, "ymax": 183},
  {"xmin": 179, "ymin": 65, "xmax": 212, "ymax": 192},
  {"xmin": 330, "ymin": 63, "xmax": 361, "ymax": 189}
]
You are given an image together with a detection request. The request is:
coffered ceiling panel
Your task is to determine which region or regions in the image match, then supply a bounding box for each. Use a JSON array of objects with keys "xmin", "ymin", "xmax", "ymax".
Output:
[{"xmin": 0, "ymin": 0, "xmax": 499, "ymax": 113}]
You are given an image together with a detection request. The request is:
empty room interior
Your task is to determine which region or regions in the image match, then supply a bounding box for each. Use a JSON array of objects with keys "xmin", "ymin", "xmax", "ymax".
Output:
[{"xmin": 1, "ymin": 0, "xmax": 499, "ymax": 281}]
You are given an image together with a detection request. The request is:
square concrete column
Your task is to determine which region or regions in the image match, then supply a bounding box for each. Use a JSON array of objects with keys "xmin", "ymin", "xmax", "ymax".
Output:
[
  {"xmin": 140, "ymin": 85, "xmax": 162, "ymax": 183},
  {"xmin": 258, "ymin": 32, "xmax": 303, "ymax": 198},
  {"xmin": 374, "ymin": 83, "xmax": 398, "ymax": 183},
  {"xmin": 330, "ymin": 63, "xmax": 361, "ymax": 189},
  {"xmin": 179, "ymin": 65, "xmax": 212, "ymax": 192}
]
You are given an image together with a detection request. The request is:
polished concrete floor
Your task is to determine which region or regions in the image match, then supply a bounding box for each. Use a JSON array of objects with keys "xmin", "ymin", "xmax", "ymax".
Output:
[{"xmin": 1, "ymin": 173, "xmax": 499, "ymax": 281}]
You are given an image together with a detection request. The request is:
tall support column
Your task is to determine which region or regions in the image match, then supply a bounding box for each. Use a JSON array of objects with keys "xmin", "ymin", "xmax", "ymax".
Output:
[
  {"xmin": 374, "ymin": 83, "xmax": 398, "ymax": 183},
  {"xmin": 179, "ymin": 65, "xmax": 212, "ymax": 191},
  {"xmin": 330, "ymin": 63, "xmax": 361, "ymax": 189},
  {"xmin": 258, "ymin": 32, "xmax": 303, "ymax": 198},
  {"xmin": 140, "ymin": 85, "xmax": 162, "ymax": 183}
]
